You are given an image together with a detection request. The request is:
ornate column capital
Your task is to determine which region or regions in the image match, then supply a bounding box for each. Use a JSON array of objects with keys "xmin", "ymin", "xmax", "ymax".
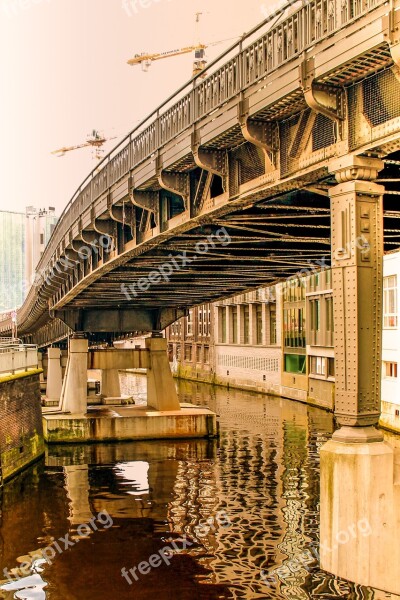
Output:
[{"xmin": 329, "ymin": 155, "xmax": 384, "ymax": 183}]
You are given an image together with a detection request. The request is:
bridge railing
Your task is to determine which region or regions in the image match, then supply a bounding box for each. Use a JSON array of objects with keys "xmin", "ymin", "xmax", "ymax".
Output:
[
  {"xmin": 0, "ymin": 343, "xmax": 39, "ymax": 376},
  {"xmin": 5, "ymin": 0, "xmax": 388, "ymax": 336}
]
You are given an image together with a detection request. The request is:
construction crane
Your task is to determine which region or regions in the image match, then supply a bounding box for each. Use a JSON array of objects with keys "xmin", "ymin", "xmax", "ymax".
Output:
[
  {"xmin": 51, "ymin": 130, "xmax": 117, "ymax": 160},
  {"xmin": 128, "ymin": 43, "xmax": 207, "ymax": 76},
  {"xmin": 127, "ymin": 12, "xmax": 238, "ymax": 77}
]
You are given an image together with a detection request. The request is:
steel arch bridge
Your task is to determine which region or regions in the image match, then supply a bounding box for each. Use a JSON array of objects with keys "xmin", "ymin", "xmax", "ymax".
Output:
[{"xmin": 2, "ymin": 0, "xmax": 400, "ymax": 346}]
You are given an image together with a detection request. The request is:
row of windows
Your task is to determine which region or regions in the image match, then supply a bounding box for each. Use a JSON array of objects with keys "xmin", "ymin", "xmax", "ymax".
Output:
[
  {"xmin": 218, "ymin": 304, "xmax": 277, "ymax": 345},
  {"xmin": 283, "ymin": 308, "xmax": 305, "ymax": 348},
  {"xmin": 284, "ymin": 354, "xmax": 335, "ymax": 376},
  {"xmin": 282, "ymin": 277, "xmax": 306, "ymax": 302},
  {"xmin": 217, "ymin": 355, "xmax": 279, "ymax": 372},
  {"xmin": 170, "ymin": 305, "xmax": 212, "ymax": 338},
  {"xmin": 171, "ymin": 343, "xmax": 210, "ymax": 364}
]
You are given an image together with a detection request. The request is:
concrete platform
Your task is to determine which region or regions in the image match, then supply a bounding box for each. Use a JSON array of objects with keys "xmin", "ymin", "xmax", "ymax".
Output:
[{"xmin": 43, "ymin": 404, "xmax": 218, "ymax": 443}]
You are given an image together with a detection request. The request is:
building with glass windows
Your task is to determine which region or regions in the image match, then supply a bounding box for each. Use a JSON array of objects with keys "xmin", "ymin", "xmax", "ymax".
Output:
[
  {"xmin": 167, "ymin": 303, "xmax": 214, "ymax": 383},
  {"xmin": 213, "ymin": 287, "xmax": 281, "ymax": 394},
  {"xmin": 380, "ymin": 250, "xmax": 400, "ymax": 432},
  {"xmin": 0, "ymin": 210, "xmax": 25, "ymax": 312},
  {"xmin": 0, "ymin": 206, "xmax": 58, "ymax": 313},
  {"xmin": 165, "ymin": 251, "xmax": 400, "ymax": 425}
]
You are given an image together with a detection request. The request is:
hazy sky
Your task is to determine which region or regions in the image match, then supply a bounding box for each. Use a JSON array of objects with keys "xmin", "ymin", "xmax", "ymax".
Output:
[{"xmin": 0, "ymin": 0, "xmax": 273, "ymax": 216}]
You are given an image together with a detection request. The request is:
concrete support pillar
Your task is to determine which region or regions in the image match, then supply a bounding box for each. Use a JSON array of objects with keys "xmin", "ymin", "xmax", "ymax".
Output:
[
  {"xmin": 101, "ymin": 369, "xmax": 121, "ymax": 398},
  {"xmin": 146, "ymin": 336, "xmax": 180, "ymax": 411},
  {"xmin": 320, "ymin": 156, "xmax": 400, "ymax": 593},
  {"xmin": 46, "ymin": 347, "xmax": 63, "ymax": 402},
  {"xmin": 60, "ymin": 336, "xmax": 88, "ymax": 415}
]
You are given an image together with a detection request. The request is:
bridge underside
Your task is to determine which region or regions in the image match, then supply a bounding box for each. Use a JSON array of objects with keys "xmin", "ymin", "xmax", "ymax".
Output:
[
  {"xmin": 3, "ymin": 0, "xmax": 400, "ymax": 345},
  {"xmin": 24, "ymin": 153, "xmax": 400, "ymax": 345}
]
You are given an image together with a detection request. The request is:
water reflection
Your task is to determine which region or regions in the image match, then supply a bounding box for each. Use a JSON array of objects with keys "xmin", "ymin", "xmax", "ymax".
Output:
[{"xmin": 0, "ymin": 376, "xmax": 398, "ymax": 599}]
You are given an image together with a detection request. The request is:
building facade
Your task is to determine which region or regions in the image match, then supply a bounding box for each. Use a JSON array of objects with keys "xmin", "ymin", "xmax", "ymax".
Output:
[
  {"xmin": 0, "ymin": 211, "xmax": 25, "ymax": 312},
  {"xmin": 167, "ymin": 303, "xmax": 214, "ymax": 383},
  {"xmin": 214, "ymin": 287, "xmax": 281, "ymax": 394},
  {"xmin": 380, "ymin": 251, "xmax": 400, "ymax": 432},
  {"xmin": 25, "ymin": 206, "xmax": 58, "ymax": 287},
  {"xmin": 0, "ymin": 206, "xmax": 58, "ymax": 313},
  {"xmin": 167, "ymin": 252, "xmax": 400, "ymax": 423}
]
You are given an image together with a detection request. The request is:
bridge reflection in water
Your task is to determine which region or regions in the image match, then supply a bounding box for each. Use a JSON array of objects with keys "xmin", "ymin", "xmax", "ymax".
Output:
[{"xmin": 0, "ymin": 377, "xmax": 394, "ymax": 600}]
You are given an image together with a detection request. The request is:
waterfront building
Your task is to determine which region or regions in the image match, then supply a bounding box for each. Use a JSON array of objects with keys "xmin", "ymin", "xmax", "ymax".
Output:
[
  {"xmin": 280, "ymin": 276, "xmax": 307, "ymax": 403},
  {"xmin": 306, "ymin": 270, "xmax": 335, "ymax": 410},
  {"xmin": 167, "ymin": 303, "xmax": 214, "ymax": 382},
  {"xmin": 214, "ymin": 287, "xmax": 281, "ymax": 394},
  {"xmin": 166, "ymin": 250, "xmax": 400, "ymax": 424}
]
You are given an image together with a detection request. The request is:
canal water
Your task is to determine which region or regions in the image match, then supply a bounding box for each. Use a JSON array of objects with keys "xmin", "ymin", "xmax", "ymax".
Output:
[{"xmin": 0, "ymin": 376, "xmax": 397, "ymax": 599}]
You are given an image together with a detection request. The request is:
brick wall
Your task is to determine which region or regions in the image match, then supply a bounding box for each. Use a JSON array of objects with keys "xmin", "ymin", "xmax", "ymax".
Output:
[{"xmin": 0, "ymin": 371, "xmax": 45, "ymax": 482}]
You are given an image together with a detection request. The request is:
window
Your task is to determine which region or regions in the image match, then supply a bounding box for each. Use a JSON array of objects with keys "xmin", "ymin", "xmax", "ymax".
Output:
[
  {"xmin": 243, "ymin": 305, "xmax": 250, "ymax": 344},
  {"xmin": 284, "ymin": 308, "xmax": 305, "ymax": 348},
  {"xmin": 310, "ymin": 356, "xmax": 326, "ymax": 376},
  {"xmin": 326, "ymin": 269, "xmax": 331, "ymax": 287},
  {"xmin": 283, "ymin": 278, "xmax": 305, "ymax": 301},
  {"xmin": 327, "ymin": 357, "xmax": 335, "ymax": 377},
  {"xmin": 40, "ymin": 233, "xmax": 44, "ymax": 245},
  {"xmin": 231, "ymin": 306, "xmax": 238, "ymax": 344},
  {"xmin": 383, "ymin": 276, "xmax": 398, "ymax": 328},
  {"xmin": 184, "ymin": 344, "xmax": 192, "ymax": 362},
  {"xmin": 310, "ymin": 299, "xmax": 321, "ymax": 332},
  {"xmin": 256, "ymin": 304, "xmax": 263, "ymax": 345},
  {"xmin": 284, "ymin": 354, "xmax": 306, "ymax": 374},
  {"xmin": 198, "ymin": 309, "xmax": 203, "ymax": 337},
  {"xmin": 326, "ymin": 297, "xmax": 334, "ymax": 332},
  {"xmin": 204, "ymin": 346, "xmax": 210, "ymax": 364},
  {"xmin": 187, "ymin": 309, "xmax": 193, "ymax": 336},
  {"xmin": 176, "ymin": 344, "xmax": 181, "ymax": 360},
  {"xmin": 219, "ymin": 307, "xmax": 226, "ymax": 343},
  {"xmin": 269, "ymin": 305, "xmax": 277, "ymax": 345},
  {"xmin": 383, "ymin": 361, "xmax": 398, "ymax": 378},
  {"xmin": 195, "ymin": 345, "xmax": 201, "ymax": 363}
]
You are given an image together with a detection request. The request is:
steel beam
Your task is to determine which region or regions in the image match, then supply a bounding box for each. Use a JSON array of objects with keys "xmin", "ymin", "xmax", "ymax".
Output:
[{"xmin": 54, "ymin": 307, "xmax": 186, "ymax": 333}]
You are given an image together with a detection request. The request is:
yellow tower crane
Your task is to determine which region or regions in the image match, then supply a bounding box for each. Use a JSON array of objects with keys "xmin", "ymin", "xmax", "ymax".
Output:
[
  {"xmin": 127, "ymin": 43, "xmax": 208, "ymax": 76},
  {"xmin": 127, "ymin": 12, "xmax": 238, "ymax": 77},
  {"xmin": 51, "ymin": 130, "xmax": 117, "ymax": 160}
]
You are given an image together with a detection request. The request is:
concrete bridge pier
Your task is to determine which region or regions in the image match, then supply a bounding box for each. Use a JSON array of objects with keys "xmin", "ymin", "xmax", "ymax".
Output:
[
  {"xmin": 145, "ymin": 335, "xmax": 180, "ymax": 411},
  {"xmin": 100, "ymin": 369, "xmax": 121, "ymax": 401},
  {"xmin": 45, "ymin": 347, "xmax": 63, "ymax": 403},
  {"xmin": 320, "ymin": 156, "xmax": 400, "ymax": 594},
  {"xmin": 60, "ymin": 336, "xmax": 88, "ymax": 415}
]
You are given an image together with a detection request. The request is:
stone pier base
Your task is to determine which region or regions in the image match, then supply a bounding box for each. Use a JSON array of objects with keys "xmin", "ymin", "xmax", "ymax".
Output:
[
  {"xmin": 320, "ymin": 435, "xmax": 400, "ymax": 594},
  {"xmin": 43, "ymin": 405, "xmax": 218, "ymax": 443}
]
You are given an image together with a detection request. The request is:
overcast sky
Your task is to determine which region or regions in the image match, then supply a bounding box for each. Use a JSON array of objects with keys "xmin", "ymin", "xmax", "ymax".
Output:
[{"xmin": 0, "ymin": 0, "xmax": 274, "ymax": 216}]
